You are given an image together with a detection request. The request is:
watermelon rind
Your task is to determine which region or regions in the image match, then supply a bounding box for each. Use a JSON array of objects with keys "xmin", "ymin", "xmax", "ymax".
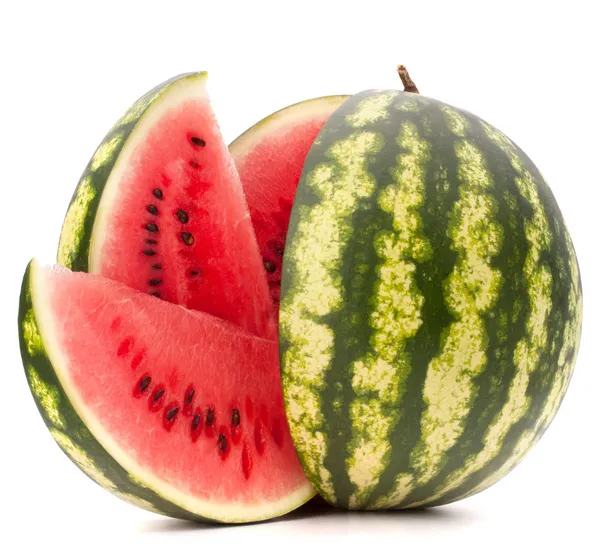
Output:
[
  {"xmin": 19, "ymin": 259, "xmax": 314, "ymax": 523},
  {"xmin": 280, "ymin": 89, "xmax": 583, "ymax": 509},
  {"xmin": 58, "ymin": 73, "xmax": 207, "ymax": 272}
]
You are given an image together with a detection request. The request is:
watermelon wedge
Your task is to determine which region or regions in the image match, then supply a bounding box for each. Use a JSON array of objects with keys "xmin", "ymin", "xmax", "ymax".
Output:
[
  {"xmin": 19, "ymin": 260, "xmax": 313, "ymax": 523},
  {"xmin": 58, "ymin": 73, "xmax": 275, "ymax": 339},
  {"xmin": 230, "ymin": 96, "xmax": 348, "ymax": 308}
]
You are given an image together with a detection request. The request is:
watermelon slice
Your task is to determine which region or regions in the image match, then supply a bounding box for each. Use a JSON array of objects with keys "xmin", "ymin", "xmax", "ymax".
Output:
[
  {"xmin": 19, "ymin": 260, "xmax": 313, "ymax": 522},
  {"xmin": 58, "ymin": 73, "xmax": 275, "ymax": 339},
  {"xmin": 230, "ymin": 96, "xmax": 348, "ymax": 308}
]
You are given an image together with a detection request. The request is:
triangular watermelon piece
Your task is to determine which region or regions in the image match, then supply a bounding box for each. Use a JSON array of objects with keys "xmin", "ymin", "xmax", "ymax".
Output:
[
  {"xmin": 57, "ymin": 72, "xmax": 275, "ymax": 339},
  {"xmin": 19, "ymin": 260, "xmax": 313, "ymax": 522}
]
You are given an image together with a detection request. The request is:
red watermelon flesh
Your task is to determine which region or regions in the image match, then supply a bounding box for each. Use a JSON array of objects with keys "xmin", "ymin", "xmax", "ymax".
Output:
[
  {"xmin": 230, "ymin": 96, "xmax": 348, "ymax": 307},
  {"xmin": 89, "ymin": 75, "xmax": 275, "ymax": 339},
  {"xmin": 28, "ymin": 261, "xmax": 312, "ymax": 521}
]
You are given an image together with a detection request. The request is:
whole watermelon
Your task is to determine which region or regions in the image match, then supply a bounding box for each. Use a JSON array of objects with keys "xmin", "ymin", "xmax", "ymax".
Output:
[{"xmin": 279, "ymin": 88, "xmax": 582, "ymax": 509}]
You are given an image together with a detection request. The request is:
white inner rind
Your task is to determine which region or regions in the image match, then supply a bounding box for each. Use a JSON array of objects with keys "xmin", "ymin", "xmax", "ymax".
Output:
[{"xmin": 30, "ymin": 261, "xmax": 313, "ymax": 522}]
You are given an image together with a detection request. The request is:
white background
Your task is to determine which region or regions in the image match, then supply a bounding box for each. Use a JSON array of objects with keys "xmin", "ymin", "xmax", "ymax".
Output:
[{"xmin": 1, "ymin": 1, "xmax": 599, "ymax": 556}]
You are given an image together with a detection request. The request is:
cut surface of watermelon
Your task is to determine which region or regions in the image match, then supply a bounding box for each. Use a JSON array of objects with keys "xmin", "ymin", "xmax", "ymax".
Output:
[
  {"xmin": 20, "ymin": 260, "xmax": 313, "ymax": 522},
  {"xmin": 60, "ymin": 73, "xmax": 275, "ymax": 339},
  {"xmin": 230, "ymin": 96, "xmax": 348, "ymax": 307}
]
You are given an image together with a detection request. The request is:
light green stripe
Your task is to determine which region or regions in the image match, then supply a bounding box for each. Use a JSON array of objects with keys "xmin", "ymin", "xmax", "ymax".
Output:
[
  {"xmin": 57, "ymin": 176, "xmax": 96, "ymax": 268},
  {"xmin": 406, "ymin": 124, "xmax": 553, "ymax": 508},
  {"xmin": 50, "ymin": 428, "xmax": 117, "ymax": 491},
  {"xmin": 375, "ymin": 134, "xmax": 504, "ymax": 508},
  {"xmin": 27, "ymin": 364, "xmax": 66, "ymax": 429},
  {"xmin": 441, "ymin": 106, "xmax": 468, "ymax": 137},
  {"xmin": 90, "ymin": 132, "xmax": 124, "ymax": 172},
  {"xmin": 346, "ymin": 121, "xmax": 431, "ymax": 508},
  {"xmin": 23, "ymin": 308, "xmax": 43, "ymax": 356},
  {"xmin": 280, "ymin": 129, "xmax": 384, "ymax": 502},
  {"xmin": 345, "ymin": 91, "xmax": 397, "ymax": 128},
  {"xmin": 462, "ymin": 233, "xmax": 582, "ymax": 499}
]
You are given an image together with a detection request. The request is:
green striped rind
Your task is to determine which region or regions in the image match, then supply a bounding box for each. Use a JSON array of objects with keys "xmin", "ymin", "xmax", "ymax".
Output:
[
  {"xmin": 18, "ymin": 262, "xmax": 208, "ymax": 521},
  {"xmin": 57, "ymin": 72, "xmax": 206, "ymax": 270},
  {"xmin": 280, "ymin": 90, "xmax": 582, "ymax": 509}
]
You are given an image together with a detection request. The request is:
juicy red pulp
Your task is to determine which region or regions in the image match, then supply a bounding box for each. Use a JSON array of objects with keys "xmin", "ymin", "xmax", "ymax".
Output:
[
  {"xmin": 36, "ymin": 263, "xmax": 308, "ymax": 505},
  {"xmin": 95, "ymin": 97, "xmax": 275, "ymax": 340},
  {"xmin": 257, "ymin": 198, "xmax": 292, "ymax": 304},
  {"xmin": 137, "ymin": 135, "xmax": 208, "ymax": 301},
  {"xmin": 233, "ymin": 106, "xmax": 343, "ymax": 312},
  {"xmin": 108, "ymin": 312, "xmax": 286, "ymax": 482},
  {"xmin": 131, "ymin": 131, "xmax": 253, "ymax": 315}
]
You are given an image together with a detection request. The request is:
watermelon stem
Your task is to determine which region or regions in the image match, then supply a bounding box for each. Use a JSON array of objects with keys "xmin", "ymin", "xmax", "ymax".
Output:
[{"xmin": 397, "ymin": 65, "xmax": 419, "ymax": 93}]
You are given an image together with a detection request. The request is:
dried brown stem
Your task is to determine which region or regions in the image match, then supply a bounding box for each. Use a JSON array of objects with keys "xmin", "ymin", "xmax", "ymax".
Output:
[{"xmin": 397, "ymin": 65, "xmax": 419, "ymax": 94}]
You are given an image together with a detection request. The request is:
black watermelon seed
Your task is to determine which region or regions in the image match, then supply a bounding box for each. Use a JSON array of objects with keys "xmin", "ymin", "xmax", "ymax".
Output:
[
  {"xmin": 190, "ymin": 136, "xmax": 206, "ymax": 147},
  {"xmin": 263, "ymin": 260, "xmax": 276, "ymax": 273},
  {"xmin": 186, "ymin": 389, "xmax": 195, "ymax": 406},
  {"xmin": 180, "ymin": 232, "xmax": 194, "ymax": 246},
  {"xmin": 152, "ymin": 264, "xmax": 162, "ymax": 270},
  {"xmin": 206, "ymin": 408, "xmax": 215, "ymax": 426},
  {"xmin": 146, "ymin": 222, "xmax": 159, "ymax": 233},
  {"xmin": 176, "ymin": 209, "xmax": 189, "ymax": 223},
  {"xmin": 189, "ymin": 269, "xmax": 200, "ymax": 277},
  {"xmin": 146, "ymin": 239, "xmax": 157, "ymax": 245},
  {"xmin": 189, "ymin": 160, "xmax": 200, "ymax": 169},
  {"xmin": 165, "ymin": 406, "xmax": 179, "ymax": 422},
  {"xmin": 150, "ymin": 292, "xmax": 161, "ymax": 298},
  {"xmin": 153, "ymin": 188, "xmax": 164, "ymax": 200},
  {"xmin": 231, "ymin": 409, "xmax": 240, "ymax": 427},
  {"xmin": 143, "ymin": 249, "xmax": 157, "ymax": 256},
  {"xmin": 218, "ymin": 434, "xmax": 227, "ymax": 453},
  {"xmin": 276, "ymin": 247, "xmax": 284, "ymax": 256},
  {"xmin": 149, "ymin": 278, "xmax": 162, "ymax": 286},
  {"xmin": 192, "ymin": 414, "xmax": 201, "ymax": 431},
  {"xmin": 153, "ymin": 389, "xmax": 165, "ymax": 402},
  {"xmin": 139, "ymin": 376, "xmax": 151, "ymax": 392},
  {"xmin": 147, "ymin": 204, "xmax": 158, "ymax": 216}
]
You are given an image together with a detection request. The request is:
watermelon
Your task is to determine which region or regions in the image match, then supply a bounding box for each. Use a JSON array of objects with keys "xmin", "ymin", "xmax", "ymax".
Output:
[
  {"xmin": 19, "ymin": 260, "xmax": 313, "ymax": 522},
  {"xmin": 57, "ymin": 72, "xmax": 275, "ymax": 339},
  {"xmin": 280, "ymin": 88, "xmax": 583, "ymax": 509},
  {"xmin": 230, "ymin": 96, "xmax": 348, "ymax": 308}
]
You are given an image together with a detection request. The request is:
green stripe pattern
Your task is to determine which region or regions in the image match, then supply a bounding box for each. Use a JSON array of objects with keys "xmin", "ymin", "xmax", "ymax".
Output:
[
  {"xmin": 57, "ymin": 72, "xmax": 205, "ymax": 271},
  {"xmin": 280, "ymin": 90, "xmax": 583, "ymax": 509}
]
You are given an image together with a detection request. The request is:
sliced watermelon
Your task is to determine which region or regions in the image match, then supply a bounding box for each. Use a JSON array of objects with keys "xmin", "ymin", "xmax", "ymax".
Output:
[
  {"xmin": 230, "ymin": 96, "xmax": 348, "ymax": 307},
  {"xmin": 19, "ymin": 260, "xmax": 313, "ymax": 522},
  {"xmin": 58, "ymin": 73, "xmax": 275, "ymax": 339}
]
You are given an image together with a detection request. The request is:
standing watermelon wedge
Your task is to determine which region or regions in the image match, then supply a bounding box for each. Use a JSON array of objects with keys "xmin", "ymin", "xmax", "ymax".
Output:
[{"xmin": 57, "ymin": 72, "xmax": 276, "ymax": 340}]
